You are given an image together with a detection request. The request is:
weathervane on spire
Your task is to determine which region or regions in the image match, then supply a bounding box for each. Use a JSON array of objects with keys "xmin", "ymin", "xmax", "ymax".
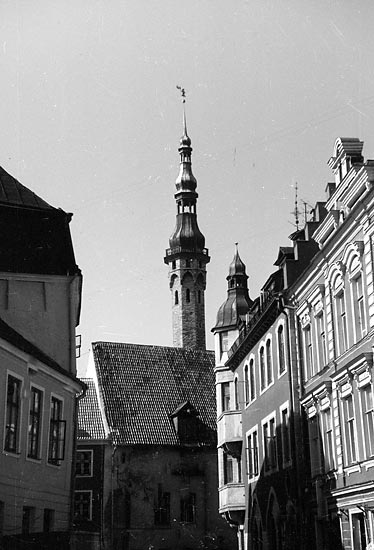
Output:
[{"xmin": 176, "ymin": 85, "xmax": 186, "ymax": 103}]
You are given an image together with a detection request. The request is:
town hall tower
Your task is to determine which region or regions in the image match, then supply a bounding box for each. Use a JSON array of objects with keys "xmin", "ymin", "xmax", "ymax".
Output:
[{"xmin": 164, "ymin": 106, "xmax": 210, "ymax": 350}]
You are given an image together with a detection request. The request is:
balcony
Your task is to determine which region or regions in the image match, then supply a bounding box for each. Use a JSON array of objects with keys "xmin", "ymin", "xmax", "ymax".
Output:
[
  {"xmin": 217, "ymin": 410, "xmax": 242, "ymax": 448},
  {"xmin": 219, "ymin": 483, "xmax": 245, "ymax": 514}
]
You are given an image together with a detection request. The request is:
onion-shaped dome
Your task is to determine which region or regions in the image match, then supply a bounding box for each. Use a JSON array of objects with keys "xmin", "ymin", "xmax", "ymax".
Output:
[
  {"xmin": 169, "ymin": 214, "xmax": 205, "ymax": 251},
  {"xmin": 228, "ymin": 247, "xmax": 247, "ymax": 277},
  {"xmin": 213, "ymin": 246, "xmax": 252, "ymax": 331}
]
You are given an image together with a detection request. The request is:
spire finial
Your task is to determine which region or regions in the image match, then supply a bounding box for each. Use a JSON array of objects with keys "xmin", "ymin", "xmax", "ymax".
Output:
[{"xmin": 176, "ymin": 85, "xmax": 188, "ymax": 139}]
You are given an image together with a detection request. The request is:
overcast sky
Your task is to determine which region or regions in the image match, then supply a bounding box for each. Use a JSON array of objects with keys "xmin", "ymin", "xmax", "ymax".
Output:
[{"xmin": 1, "ymin": 1, "xmax": 374, "ymax": 371}]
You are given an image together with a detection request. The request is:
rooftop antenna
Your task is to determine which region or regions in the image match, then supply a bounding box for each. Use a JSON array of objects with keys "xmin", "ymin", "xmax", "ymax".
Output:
[{"xmin": 291, "ymin": 182, "xmax": 300, "ymax": 230}]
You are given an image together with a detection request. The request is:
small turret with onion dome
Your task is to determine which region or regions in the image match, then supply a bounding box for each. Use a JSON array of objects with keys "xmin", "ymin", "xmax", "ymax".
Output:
[{"xmin": 213, "ymin": 244, "xmax": 253, "ymax": 332}]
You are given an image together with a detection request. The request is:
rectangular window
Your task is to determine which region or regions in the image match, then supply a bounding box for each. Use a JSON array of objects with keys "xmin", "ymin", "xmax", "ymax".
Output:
[
  {"xmin": 342, "ymin": 395, "xmax": 357, "ymax": 465},
  {"xmin": 316, "ymin": 313, "xmax": 327, "ymax": 370},
  {"xmin": 361, "ymin": 385, "xmax": 374, "ymax": 458},
  {"xmin": 223, "ymin": 452, "xmax": 234, "ymax": 484},
  {"xmin": 180, "ymin": 493, "xmax": 196, "ymax": 523},
  {"xmin": 5, "ymin": 375, "xmax": 22, "ymax": 453},
  {"xmin": 22, "ymin": 507, "xmax": 35, "ymax": 535},
  {"xmin": 74, "ymin": 491, "xmax": 92, "ymax": 521},
  {"xmin": 28, "ymin": 387, "xmax": 43, "ymax": 459},
  {"xmin": 247, "ymin": 429, "xmax": 259, "ymax": 479},
  {"xmin": 263, "ymin": 416, "xmax": 277, "ymax": 472},
  {"xmin": 43, "ymin": 509, "xmax": 55, "ymax": 532},
  {"xmin": 221, "ymin": 382, "xmax": 230, "ymax": 412},
  {"xmin": 308, "ymin": 415, "xmax": 323, "ymax": 476},
  {"xmin": 303, "ymin": 326, "xmax": 313, "ymax": 379},
  {"xmin": 321, "ymin": 407, "xmax": 334, "ymax": 472},
  {"xmin": 220, "ymin": 331, "xmax": 228, "ymax": 356},
  {"xmin": 48, "ymin": 397, "xmax": 66, "ymax": 464},
  {"xmin": 154, "ymin": 485, "xmax": 170, "ymax": 526},
  {"xmin": 280, "ymin": 406, "xmax": 291, "ymax": 466},
  {"xmin": 353, "ymin": 275, "xmax": 366, "ymax": 341},
  {"xmin": 75, "ymin": 450, "xmax": 93, "ymax": 476}
]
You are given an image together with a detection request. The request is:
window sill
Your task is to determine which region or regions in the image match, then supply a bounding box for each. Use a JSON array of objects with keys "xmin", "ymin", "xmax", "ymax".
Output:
[
  {"xmin": 26, "ymin": 455, "xmax": 42, "ymax": 464},
  {"xmin": 3, "ymin": 449, "xmax": 21, "ymax": 458}
]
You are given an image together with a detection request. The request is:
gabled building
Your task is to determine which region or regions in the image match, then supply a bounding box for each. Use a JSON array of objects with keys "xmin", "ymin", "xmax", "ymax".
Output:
[
  {"xmin": 75, "ymin": 112, "xmax": 236, "ymax": 550},
  {"xmin": 0, "ymin": 166, "xmax": 82, "ymax": 549}
]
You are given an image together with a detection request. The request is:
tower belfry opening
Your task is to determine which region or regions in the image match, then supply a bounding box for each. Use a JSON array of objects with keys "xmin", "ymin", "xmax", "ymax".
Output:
[{"xmin": 164, "ymin": 92, "xmax": 210, "ymax": 350}]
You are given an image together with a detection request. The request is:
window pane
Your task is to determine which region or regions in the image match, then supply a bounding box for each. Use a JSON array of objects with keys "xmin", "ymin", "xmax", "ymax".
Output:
[{"xmin": 5, "ymin": 376, "xmax": 21, "ymax": 453}]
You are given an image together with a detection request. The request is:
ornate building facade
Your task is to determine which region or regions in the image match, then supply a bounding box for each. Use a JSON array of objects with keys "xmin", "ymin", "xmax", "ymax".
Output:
[{"xmin": 213, "ymin": 137, "xmax": 374, "ymax": 550}]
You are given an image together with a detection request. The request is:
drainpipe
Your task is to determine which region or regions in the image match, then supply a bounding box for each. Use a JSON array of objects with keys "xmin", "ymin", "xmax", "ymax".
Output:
[{"xmin": 284, "ymin": 305, "xmax": 305, "ymax": 549}]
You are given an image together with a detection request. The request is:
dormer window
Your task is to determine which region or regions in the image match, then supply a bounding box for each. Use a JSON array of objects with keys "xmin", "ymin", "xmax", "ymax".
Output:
[{"xmin": 170, "ymin": 401, "xmax": 200, "ymax": 446}]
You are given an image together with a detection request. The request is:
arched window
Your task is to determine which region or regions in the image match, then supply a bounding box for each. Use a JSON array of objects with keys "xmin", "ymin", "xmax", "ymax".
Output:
[
  {"xmin": 234, "ymin": 377, "xmax": 239, "ymax": 410},
  {"xmin": 186, "ymin": 288, "xmax": 190, "ymax": 303},
  {"xmin": 260, "ymin": 347, "xmax": 265, "ymax": 391},
  {"xmin": 249, "ymin": 359, "xmax": 255, "ymax": 401},
  {"xmin": 266, "ymin": 339, "xmax": 273, "ymax": 385},
  {"xmin": 174, "ymin": 290, "xmax": 178, "ymax": 305},
  {"xmin": 278, "ymin": 325, "xmax": 286, "ymax": 375},
  {"xmin": 244, "ymin": 365, "xmax": 250, "ymax": 405}
]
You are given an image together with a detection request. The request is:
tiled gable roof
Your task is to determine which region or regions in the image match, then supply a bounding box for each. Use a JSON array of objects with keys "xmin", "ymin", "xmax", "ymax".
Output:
[
  {"xmin": 77, "ymin": 378, "xmax": 106, "ymax": 440},
  {"xmin": 92, "ymin": 342, "xmax": 216, "ymax": 446},
  {"xmin": 0, "ymin": 166, "xmax": 53, "ymax": 210}
]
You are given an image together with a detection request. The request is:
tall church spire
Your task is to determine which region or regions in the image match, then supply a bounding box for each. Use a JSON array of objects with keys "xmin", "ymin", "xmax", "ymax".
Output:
[{"xmin": 164, "ymin": 92, "xmax": 210, "ymax": 350}]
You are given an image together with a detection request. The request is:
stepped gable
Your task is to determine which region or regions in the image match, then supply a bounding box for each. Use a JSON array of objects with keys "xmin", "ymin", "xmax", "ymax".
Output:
[
  {"xmin": 92, "ymin": 342, "xmax": 216, "ymax": 446},
  {"xmin": 77, "ymin": 378, "xmax": 106, "ymax": 440}
]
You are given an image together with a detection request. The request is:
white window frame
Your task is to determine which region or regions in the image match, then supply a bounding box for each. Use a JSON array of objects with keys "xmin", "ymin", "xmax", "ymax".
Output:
[
  {"xmin": 359, "ymin": 381, "xmax": 374, "ymax": 460},
  {"xmin": 76, "ymin": 449, "xmax": 94, "ymax": 477},
  {"xmin": 3, "ymin": 371, "xmax": 24, "ymax": 456},
  {"xmin": 350, "ymin": 270, "xmax": 367, "ymax": 343},
  {"xmin": 315, "ymin": 311, "xmax": 327, "ymax": 372},
  {"xmin": 276, "ymin": 321, "xmax": 287, "ymax": 378},
  {"xmin": 27, "ymin": 383, "xmax": 45, "ymax": 462},
  {"xmin": 246, "ymin": 425, "xmax": 259, "ymax": 482},
  {"xmin": 341, "ymin": 391, "xmax": 358, "ymax": 466},
  {"xmin": 47, "ymin": 393, "xmax": 65, "ymax": 467},
  {"xmin": 265, "ymin": 336, "xmax": 273, "ymax": 387},
  {"xmin": 320, "ymin": 402, "xmax": 335, "ymax": 472},
  {"xmin": 261, "ymin": 411, "xmax": 278, "ymax": 475},
  {"xmin": 74, "ymin": 490, "xmax": 93, "ymax": 521}
]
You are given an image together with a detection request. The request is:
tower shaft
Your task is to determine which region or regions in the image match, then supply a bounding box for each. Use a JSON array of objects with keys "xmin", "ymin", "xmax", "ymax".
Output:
[{"xmin": 164, "ymin": 111, "xmax": 210, "ymax": 350}]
